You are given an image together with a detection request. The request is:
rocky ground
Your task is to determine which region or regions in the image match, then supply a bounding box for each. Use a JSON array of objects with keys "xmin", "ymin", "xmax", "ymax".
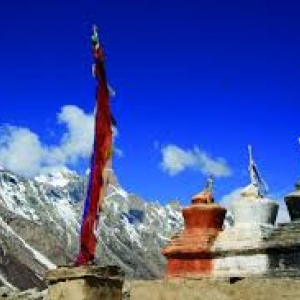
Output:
[
  {"xmin": 1, "ymin": 277, "xmax": 300, "ymax": 299},
  {"xmin": 129, "ymin": 278, "xmax": 300, "ymax": 300},
  {"xmin": 0, "ymin": 286, "xmax": 46, "ymax": 299}
]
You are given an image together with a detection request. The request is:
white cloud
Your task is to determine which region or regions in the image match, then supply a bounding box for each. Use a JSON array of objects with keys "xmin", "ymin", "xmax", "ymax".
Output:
[
  {"xmin": 0, "ymin": 105, "xmax": 117, "ymax": 177},
  {"xmin": 160, "ymin": 144, "xmax": 232, "ymax": 177},
  {"xmin": 54, "ymin": 105, "xmax": 94, "ymax": 163},
  {"xmin": 0, "ymin": 126, "xmax": 45, "ymax": 177}
]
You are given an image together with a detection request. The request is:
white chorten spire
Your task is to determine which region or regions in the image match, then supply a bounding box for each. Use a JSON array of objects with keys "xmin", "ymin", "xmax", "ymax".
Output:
[{"xmin": 241, "ymin": 145, "xmax": 268, "ymax": 199}]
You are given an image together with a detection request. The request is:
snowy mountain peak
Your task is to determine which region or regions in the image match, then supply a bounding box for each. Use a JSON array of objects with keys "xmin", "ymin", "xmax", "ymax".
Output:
[
  {"xmin": 34, "ymin": 167, "xmax": 79, "ymax": 187},
  {"xmin": 0, "ymin": 166, "xmax": 184, "ymax": 287}
]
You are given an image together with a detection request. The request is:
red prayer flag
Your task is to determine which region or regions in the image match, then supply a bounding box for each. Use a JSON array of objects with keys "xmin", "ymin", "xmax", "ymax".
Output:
[{"xmin": 75, "ymin": 26, "xmax": 113, "ymax": 266}]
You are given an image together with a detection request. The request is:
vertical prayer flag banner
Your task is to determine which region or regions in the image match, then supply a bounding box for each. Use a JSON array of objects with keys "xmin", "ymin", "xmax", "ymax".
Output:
[{"xmin": 76, "ymin": 26, "xmax": 113, "ymax": 266}]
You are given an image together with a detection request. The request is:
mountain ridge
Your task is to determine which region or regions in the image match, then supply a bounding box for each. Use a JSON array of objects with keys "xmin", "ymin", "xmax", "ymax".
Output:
[{"xmin": 0, "ymin": 167, "xmax": 183, "ymax": 290}]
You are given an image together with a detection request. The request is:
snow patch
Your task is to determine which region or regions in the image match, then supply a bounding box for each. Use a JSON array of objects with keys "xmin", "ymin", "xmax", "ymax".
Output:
[
  {"xmin": 35, "ymin": 168, "xmax": 78, "ymax": 187},
  {"xmin": 121, "ymin": 218, "xmax": 142, "ymax": 247},
  {"xmin": 0, "ymin": 273, "xmax": 17, "ymax": 290},
  {"xmin": 54, "ymin": 199, "xmax": 79, "ymax": 227},
  {"xmin": 110, "ymin": 185, "xmax": 128, "ymax": 198},
  {"xmin": 0, "ymin": 217, "xmax": 56, "ymax": 270}
]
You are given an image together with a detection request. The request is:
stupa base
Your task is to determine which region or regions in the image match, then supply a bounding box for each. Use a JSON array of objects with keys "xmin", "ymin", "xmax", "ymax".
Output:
[
  {"xmin": 165, "ymin": 256, "xmax": 214, "ymax": 278},
  {"xmin": 212, "ymin": 222, "xmax": 300, "ymax": 278}
]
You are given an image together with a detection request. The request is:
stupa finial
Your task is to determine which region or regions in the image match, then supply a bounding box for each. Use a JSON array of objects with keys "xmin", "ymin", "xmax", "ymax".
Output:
[
  {"xmin": 204, "ymin": 174, "xmax": 214, "ymax": 194},
  {"xmin": 241, "ymin": 145, "xmax": 268, "ymax": 198},
  {"xmin": 191, "ymin": 175, "xmax": 214, "ymax": 204},
  {"xmin": 248, "ymin": 145, "xmax": 255, "ymax": 185}
]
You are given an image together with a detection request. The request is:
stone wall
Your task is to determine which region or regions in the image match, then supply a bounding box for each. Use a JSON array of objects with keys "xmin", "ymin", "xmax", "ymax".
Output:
[
  {"xmin": 46, "ymin": 265, "xmax": 124, "ymax": 300},
  {"xmin": 210, "ymin": 222, "xmax": 300, "ymax": 278}
]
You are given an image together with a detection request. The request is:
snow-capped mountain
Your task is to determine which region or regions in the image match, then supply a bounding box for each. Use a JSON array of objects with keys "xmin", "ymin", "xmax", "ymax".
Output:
[
  {"xmin": 0, "ymin": 167, "xmax": 183, "ymax": 290},
  {"xmin": 34, "ymin": 168, "xmax": 79, "ymax": 188}
]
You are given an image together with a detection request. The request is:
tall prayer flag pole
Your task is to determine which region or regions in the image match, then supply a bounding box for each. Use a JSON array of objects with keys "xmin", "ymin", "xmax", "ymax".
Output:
[{"xmin": 76, "ymin": 25, "xmax": 113, "ymax": 266}]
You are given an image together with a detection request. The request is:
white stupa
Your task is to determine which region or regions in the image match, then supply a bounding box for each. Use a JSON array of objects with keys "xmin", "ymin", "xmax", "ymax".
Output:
[
  {"xmin": 211, "ymin": 146, "xmax": 300, "ymax": 278},
  {"xmin": 231, "ymin": 145, "xmax": 279, "ymax": 226}
]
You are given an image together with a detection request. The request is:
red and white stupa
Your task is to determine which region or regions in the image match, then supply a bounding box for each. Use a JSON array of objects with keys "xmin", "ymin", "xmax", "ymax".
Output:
[{"xmin": 162, "ymin": 176, "xmax": 227, "ymax": 278}]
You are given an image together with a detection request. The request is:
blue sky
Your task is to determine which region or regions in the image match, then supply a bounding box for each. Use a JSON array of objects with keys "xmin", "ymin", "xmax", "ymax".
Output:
[{"xmin": 0, "ymin": 0, "xmax": 300, "ymax": 207}]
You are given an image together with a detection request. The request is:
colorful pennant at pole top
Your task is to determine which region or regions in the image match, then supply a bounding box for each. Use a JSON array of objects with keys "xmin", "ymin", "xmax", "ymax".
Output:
[{"xmin": 75, "ymin": 25, "xmax": 113, "ymax": 266}]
